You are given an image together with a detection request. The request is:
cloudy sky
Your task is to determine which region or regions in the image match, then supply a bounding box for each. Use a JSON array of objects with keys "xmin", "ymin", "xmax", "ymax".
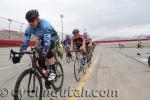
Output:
[{"xmin": 0, "ymin": 0, "xmax": 150, "ymax": 40}]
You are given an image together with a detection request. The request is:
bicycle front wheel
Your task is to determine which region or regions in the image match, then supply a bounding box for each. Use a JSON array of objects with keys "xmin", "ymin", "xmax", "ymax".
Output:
[
  {"xmin": 74, "ymin": 57, "xmax": 82, "ymax": 82},
  {"xmin": 66, "ymin": 56, "xmax": 71, "ymax": 63},
  {"xmin": 14, "ymin": 68, "xmax": 43, "ymax": 100}
]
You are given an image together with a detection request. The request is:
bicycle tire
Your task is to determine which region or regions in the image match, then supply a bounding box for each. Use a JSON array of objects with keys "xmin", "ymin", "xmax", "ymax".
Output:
[
  {"xmin": 14, "ymin": 68, "xmax": 43, "ymax": 100},
  {"xmin": 51, "ymin": 61, "xmax": 64, "ymax": 92},
  {"xmin": 74, "ymin": 57, "xmax": 81, "ymax": 82},
  {"xmin": 66, "ymin": 57, "xmax": 70, "ymax": 63}
]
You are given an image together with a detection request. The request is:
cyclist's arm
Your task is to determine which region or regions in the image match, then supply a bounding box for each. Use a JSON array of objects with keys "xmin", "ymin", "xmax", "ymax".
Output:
[
  {"xmin": 81, "ymin": 36, "xmax": 86, "ymax": 51},
  {"xmin": 89, "ymin": 38, "xmax": 93, "ymax": 47},
  {"xmin": 70, "ymin": 39, "xmax": 74, "ymax": 51},
  {"xmin": 20, "ymin": 32, "xmax": 31, "ymax": 51}
]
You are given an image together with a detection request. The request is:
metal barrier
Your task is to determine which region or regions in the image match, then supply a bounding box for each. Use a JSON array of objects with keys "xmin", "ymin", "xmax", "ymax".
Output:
[
  {"xmin": 0, "ymin": 17, "xmax": 35, "ymax": 40},
  {"xmin": 0, "ymin": 16, "xmax": 64, "ymax": 42}
]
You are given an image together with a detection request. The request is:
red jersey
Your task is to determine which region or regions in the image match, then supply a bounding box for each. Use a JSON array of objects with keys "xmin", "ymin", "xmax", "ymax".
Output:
[{"xmin": 72, "ymin": 34, "xmax": 84, "ymax": 46}]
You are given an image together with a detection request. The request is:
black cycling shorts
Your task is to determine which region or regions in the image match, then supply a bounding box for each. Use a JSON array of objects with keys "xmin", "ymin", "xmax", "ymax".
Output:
[
  {"xmin": 75, "ymin": 44, "xmax": 82, "ymax": 50},
  {"xmin": 46, "ymin": 39, "xmax": 55, "ymax": 59}
]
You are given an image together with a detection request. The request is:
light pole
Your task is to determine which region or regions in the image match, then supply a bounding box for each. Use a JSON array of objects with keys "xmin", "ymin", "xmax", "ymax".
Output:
[
  {"xmin": 60, "ymin": 14, "xmax": 64, "ymax": 41},
  {"xmin": 8, "ymin": 19, "xmax": 12, "ymax": 40}
]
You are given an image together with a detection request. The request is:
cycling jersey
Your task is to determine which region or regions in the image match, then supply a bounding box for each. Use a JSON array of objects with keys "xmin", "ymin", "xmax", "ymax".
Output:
[
  {"xmin": 85, "ymin": 37, "xmax": 92, "ymax": 46},
  {"xmin": 20, "ymin": 19, "xmax": 59, "ymax": 57},
  {"xmin": 72, "ymin": 34, "xmax": 84, "ymax": 46},
  {"xmin": 63, "ymin": 38, "xmax": 71, "ymax": 46},
  {"xmin": 83, "ymin": 35, "xmax": 92, "ymax": 46},
  {"xmin": 92, "ymin": 41, "xmax": 96, "ymax": 46}
]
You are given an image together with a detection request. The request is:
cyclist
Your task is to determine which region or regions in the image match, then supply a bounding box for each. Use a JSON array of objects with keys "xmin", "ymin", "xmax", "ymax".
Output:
[
  {"xmin": 55, "ymin": 40, "xmax": 64, "ymax": 59},
  {"xmin": 137, "ymin": 41, "xmax": 143, "ymax": 48},
  {"xmin": 71, "ymin": 29, "xmax": 88, "ymax": 69},
  {"xmin": 83, "ymin": 32, "xmax": 93, "ymax": 62},
  {"xmin": 71, "ymin": 29, "xmax": 86, "ymax": 52},
  {"xmin": 63, "ymin": 34, "xmax": 72, "ymax": 57},
  {"xmin": 14, "ymin": 9, "xmax": 59, "ymax": 81},
  {"xmin": 83, "ymin": 32, "xmax": 92, "ymax": 49},
  {"xmin": 92, "ymin": 41, "xmax": 96, "ymax": 52}
]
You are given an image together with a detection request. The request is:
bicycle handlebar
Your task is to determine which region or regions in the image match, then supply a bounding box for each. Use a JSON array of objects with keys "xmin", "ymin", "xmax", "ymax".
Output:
[
  {"xmin": 10, "ymin": 48, "xmax": 36, "ymax": 55},
  {"xmin": 70, "ymin": 50, "xmax": 84, "ymax": 52}
]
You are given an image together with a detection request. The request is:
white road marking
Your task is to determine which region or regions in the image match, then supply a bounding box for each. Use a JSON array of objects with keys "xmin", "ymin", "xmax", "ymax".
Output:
[
  {"xmin": 140, "ymin": 58, "xmax": 148, "ymax": 62},
  {"xmin": 0, "ymin": 66, "xmax": 11, "ymax": 70},
  {"xmin": 0, "ymin": 63, "xmax": 24, "ymax": 70}
]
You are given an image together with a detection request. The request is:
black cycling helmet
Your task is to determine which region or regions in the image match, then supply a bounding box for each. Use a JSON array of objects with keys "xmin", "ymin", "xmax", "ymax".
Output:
[
  {"xmin": 26, "ymin": 9, "xmax": 39, "ymax": 22},
  {"xmin": 72, "ymin": 29, "xmax": 79, "ymax": 34}
]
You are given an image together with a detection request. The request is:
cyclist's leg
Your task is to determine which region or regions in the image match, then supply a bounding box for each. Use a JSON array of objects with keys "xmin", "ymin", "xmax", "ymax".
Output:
[
  {"xmin": 78, "ymin": 44, "xmax": 85, "ymax": 58},
  {"xmin": 38, "ymin": 55, "xmax": 47, "ymax": 70},
  {"xmin": 74, "ymin": 44, "xmax": 80, "ymax": 58},
  {"xmin": 46, "ymin": 39, "xmax": 56, "ymax": 71},
  {"xmin": 67, "ymin": 44, "xmax": 72, "ymax": 57},
  {"xmin": 65, "ymin": 45, "xmax": 69, "ymax": 57},
  {"xmin": 44, "ymin": 39, "xmax": 58, "ymax": 81},
  {"xmin": 80, "ymin": 49, "xmax": 87, "ymax": 67},
  {"xmin": 37, "ymin": 43, "xmax": 47, "ymax": 70},
  {"xmin": 85, "ymin": 43, "xmax": 89, "ymax": 54}
]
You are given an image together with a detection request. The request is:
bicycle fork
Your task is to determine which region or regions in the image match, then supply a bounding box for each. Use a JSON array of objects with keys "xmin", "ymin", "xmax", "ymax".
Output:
[{"xmin": 28, "ymin": 71, "xmax": 36, "ymax": 95}]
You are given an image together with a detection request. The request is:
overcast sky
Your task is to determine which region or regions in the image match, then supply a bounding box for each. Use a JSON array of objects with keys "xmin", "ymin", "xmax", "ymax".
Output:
[{"xmin": 0, "ymin": 0, "xmax": 150, "ymax": 40}]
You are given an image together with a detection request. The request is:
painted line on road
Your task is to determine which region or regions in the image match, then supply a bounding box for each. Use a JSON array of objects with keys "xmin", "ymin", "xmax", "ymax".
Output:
[
  {"xmin": 0, "ymin": 66, "xmax": 11, "ymax": 70},
  {"xmin": 0, "ymin": 63, "xmax": 24, "ymax": 70},
  {"xmin": 140, "ymin": 58, "xmax": 148, "ymax": 62},
  {"xmin": 70, "ymin": 56, "xmax": 99, "ymax": 100}
]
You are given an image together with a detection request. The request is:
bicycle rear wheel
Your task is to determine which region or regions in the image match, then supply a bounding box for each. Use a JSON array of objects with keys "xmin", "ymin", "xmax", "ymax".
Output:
[
  {"xmin": 51, "ymin": 62, "xmax": 64, "ymax": 92},
  {"xmin": 14, "ymin": 68, "xmax": 43, "ymax": 100}
]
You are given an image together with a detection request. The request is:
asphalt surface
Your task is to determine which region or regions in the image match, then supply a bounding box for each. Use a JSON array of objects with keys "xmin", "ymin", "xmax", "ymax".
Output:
[{"xmin": 0, "ymin": 46, "xmax": 150, "ymax": 100}]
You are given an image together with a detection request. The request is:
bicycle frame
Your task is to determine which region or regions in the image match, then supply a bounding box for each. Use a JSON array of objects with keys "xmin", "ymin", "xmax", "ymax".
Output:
[
  {"xmin": 30, "ymin": 52, "xmax": 50, "ymax": 82},
  {"xmin": 11, "ymin": 48, "xmax": 64, "ymax": 99}
]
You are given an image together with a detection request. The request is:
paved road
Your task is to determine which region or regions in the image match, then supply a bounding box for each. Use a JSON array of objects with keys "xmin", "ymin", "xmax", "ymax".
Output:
[{"xmin": 0, "ymin": 46, "xmax": 150, "ymax": 100}]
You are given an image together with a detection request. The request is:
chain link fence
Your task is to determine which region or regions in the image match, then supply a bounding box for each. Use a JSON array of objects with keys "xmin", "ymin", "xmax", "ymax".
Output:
[{"xmin": 0, "ymin": 17, "xmax": 35, "ymax": 40}]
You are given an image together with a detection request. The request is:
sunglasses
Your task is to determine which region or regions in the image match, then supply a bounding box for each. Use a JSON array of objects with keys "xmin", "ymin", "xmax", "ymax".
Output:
[{"xmin": 28, "ymin": 19, "xmax": 36, "ymax": 23}]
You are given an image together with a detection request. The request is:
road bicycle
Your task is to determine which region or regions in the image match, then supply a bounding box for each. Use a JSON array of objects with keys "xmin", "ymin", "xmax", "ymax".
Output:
[{"xmin": 10, "ymin": 48, "xmax": 64, "ymax": 100}]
